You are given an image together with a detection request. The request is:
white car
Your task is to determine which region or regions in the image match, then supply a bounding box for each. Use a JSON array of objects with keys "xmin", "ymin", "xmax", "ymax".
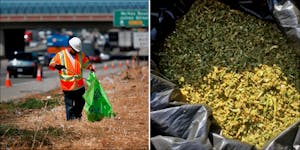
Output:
[{"xmin": 100, "ymin": 53, "xmax": 110, "ymax": 61}]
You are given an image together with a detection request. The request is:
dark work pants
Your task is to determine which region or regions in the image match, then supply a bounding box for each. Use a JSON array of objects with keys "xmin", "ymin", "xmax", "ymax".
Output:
[{"xmin": 63, "ymin": 87, "xmax": 85, "ymax": 121}]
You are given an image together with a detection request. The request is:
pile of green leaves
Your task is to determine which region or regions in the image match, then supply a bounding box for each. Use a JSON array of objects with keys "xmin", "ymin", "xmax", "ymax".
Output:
[{"xmin": 156, "ymin": 0, "xmax": 300, "ymax": 148}]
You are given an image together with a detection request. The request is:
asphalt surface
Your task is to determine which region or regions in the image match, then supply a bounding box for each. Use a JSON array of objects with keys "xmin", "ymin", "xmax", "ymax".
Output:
[
  {"xmin": 0, "ymin": 59, "xmax": 148, "ymax": 103},
  {"xmin": 0, "ymin": 42, "xmax": 149, "ymax": 102}
]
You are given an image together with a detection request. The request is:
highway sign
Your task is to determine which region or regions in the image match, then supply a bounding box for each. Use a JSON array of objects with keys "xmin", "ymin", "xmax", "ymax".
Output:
[
  {"xmin": 133, "ymin": 32, "xmax": 148, "ymax": 48},
  {"xmin": 113, "ymin": 10, "xmax": 148, "ymax": 27}
]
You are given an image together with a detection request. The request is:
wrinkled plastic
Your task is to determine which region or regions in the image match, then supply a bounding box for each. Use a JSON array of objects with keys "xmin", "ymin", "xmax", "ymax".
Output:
[
  {"xmin": 150, "ymin": 0, "xmax": 300, "ymax": 148},
  {"xmin": 150, "ymin": 72, "xmax": 255, "ymax": 149},
  {"xmin": 263, "ymin": 120, "xmax": 300, "ymax": 150},
  {"xmin": 269, "ymin": 0, "xmax": 300, "ymax": 55},
  {"xmin": 150, "ymin": 71, "xmax": 300, "ymax": 150},
  {"xmin": 151, "ymin": 105, "xmax": 213, "ymax": 139},
  {"xmin": 150, "ymin": 74, "xmax": 186, "ymax": 111},
  {"xmin": 83, "ymin": 72, "xmax": 115, "ymax": 122}
]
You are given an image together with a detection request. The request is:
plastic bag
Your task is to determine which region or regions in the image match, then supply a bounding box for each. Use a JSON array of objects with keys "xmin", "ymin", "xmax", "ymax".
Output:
[
  {"xmin": 263, "ymin": 120, "xmax": 300, "ymax": 150},
  {"xmin": 83, "ymin": 72, "xmax": 115, "ymax": 122},
  {"xmin": 269, "ymin": 0, "xmax": 300, "ymax": 56}
]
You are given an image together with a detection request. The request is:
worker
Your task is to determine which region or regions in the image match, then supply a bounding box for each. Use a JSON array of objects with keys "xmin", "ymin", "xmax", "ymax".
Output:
[{"xmin": 49, "ymin": 37, "xmax": 95, "ymax": 121}]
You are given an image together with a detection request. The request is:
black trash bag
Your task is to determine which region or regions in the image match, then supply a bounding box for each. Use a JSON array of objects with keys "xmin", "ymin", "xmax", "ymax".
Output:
[
  {"xmin": 150, "ymin": 1, "xmax": 300, "ymax": 148},
  {"xmin": 210, "ymin": 133, "xmax": 256, "ymax": 150},
  {"xmin": 150, "ymin": 73, "xmax": 186, "ymax": 111},
  {"xmin": 151, "ymin": 105, "xmax": 212, "ymax": 139},
  {"xmin": 151, "ymin": 134, "xmax": 256, "ymax": 150},
  {"xmin": 268, "ymin": 0, "xmax": 300, "ymax": 56},
  {"xmin": 150, "ymin": 73, "xmax": 176, "ymax": 94},
  {"xmin": 150, "ymin": 72, "xmax": 257, "ymax": 150},
  {"xmin": 151, "ymin": 135, "xmax": 212, "ymax": 150},
  {"xmin": 150, "ymin": 103, "xmax": 256, "ymax": 150},
  {"xmin": 151, "ymin": 104, "xmax": 214, "ymax": 150},
  {"xmin": 150, "ymin": 72, "xmax": 299, "ymax": 150},
  {"xmin": 263, "ymin": 120, "xmax": 300, "ymax": 150}
]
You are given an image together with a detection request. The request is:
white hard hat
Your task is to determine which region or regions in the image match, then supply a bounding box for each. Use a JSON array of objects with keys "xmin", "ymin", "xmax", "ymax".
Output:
[{"xmin": 69, "ymin": 37, "xmax": 82, "ymax": 52}]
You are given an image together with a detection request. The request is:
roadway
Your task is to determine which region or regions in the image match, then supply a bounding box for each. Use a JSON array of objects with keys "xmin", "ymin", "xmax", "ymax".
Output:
[
  {"xmin": 0, "ymin": 60, "xmax": 115, "ymax": 85},
  {"xmin": 0, "ymin": 42, "xmax": 148, "ymax": 85},
  {"xmin": 0, "ymin": 44, "xmax": 149, "ymax": 102},
  {"xmin": 0, "ymin": 59, "xmax": 148, "ymax": 102}
]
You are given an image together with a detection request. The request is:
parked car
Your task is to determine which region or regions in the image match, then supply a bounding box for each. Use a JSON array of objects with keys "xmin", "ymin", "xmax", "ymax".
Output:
[
  {"xmin": 7, "ymin": 51, "xmax": 42, "ymax": 78},
  {"xmin": 100, "ymin": 52, "xmax": 111, "ymax": 61}
]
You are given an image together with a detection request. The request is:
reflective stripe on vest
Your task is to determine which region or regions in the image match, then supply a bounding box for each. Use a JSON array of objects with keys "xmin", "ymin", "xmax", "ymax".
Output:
[
  {"xmin": 60, "ymin": 79, "xmax": 84, "ymax": 91},
  {"xmin": 59, "ymin": 74, "xmax": 82, "ymax": 81}
]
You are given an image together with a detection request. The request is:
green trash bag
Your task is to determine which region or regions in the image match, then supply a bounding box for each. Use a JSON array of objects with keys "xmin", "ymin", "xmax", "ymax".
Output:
[{"xmin": 83, "ymin": 72, "xmax": 115, "ymax": 122}]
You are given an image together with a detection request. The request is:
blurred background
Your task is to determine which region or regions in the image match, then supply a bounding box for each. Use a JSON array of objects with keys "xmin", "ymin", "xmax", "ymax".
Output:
[{"xmin": 0, "ymin": 0, "xmax": 149, "ymax": 101}]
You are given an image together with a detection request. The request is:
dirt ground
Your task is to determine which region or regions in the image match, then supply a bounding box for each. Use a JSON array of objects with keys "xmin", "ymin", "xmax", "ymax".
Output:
[{"xmin": 0, "ymin": 65, "xmax": 149, "ymax": 149}]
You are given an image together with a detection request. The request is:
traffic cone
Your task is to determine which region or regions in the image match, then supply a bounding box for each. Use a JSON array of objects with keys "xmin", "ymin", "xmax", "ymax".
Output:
[
  {"xmin": 5, "ymin": 71, "xmax": 12, "ymax": 88},
  {"xmin": 132, "ymin": 58, "xmax": 136, "ymax": 67},
  {"xmin": 36, "ymin": 66, "xmax": 42, "ymax": 81},
  {"xmin": 126, "ymin": 60, "xmax": 130, "ymax": 68},
  {"xmin": 111, "ymin": 62, "xmax": 115, "ymax": 69},
  {"xmin": 118, "ymin": 61, "xmax": 123, "ymax": 68},
  {"xmin": 103, "ymin": 64, "xmax": 108, "ymax": 71}
]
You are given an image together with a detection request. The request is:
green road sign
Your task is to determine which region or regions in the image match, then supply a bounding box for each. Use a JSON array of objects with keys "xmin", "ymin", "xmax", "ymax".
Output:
[{"xmin": 113, "ymin": 10, "xmax": 148, "ymax": 27}]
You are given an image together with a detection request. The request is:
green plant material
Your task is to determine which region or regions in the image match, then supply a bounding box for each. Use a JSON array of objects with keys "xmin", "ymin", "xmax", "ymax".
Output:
[
  {"xmin": 180, "ymin": 65, "xmax": 300, "ymax": 148},
  {"xmin": 0, "ymin": 124, "xmax": 65, "ymax": 147},
  {"xmin": 18, "ymin": 98, "xmax": 60, "ymax": 109},
  {"xmin": 0, "ymin": 102, "xmax": 17, "ymax": 111},
  {"xmin": 157, "ymin": 0, "xmax": 299, "ymax": 89},
  {"xmin": 44, "ymin": 99, "xmax": 61, "ymax": 109},
  {"xmin": 18, "ymin": 98, "xmax": 44, "ymax": 109},
  {"xmin": 0, "ymin": 98, "xmax": 61, "ymax": 111},
  {"xmin": 156, "ymin": 0, "xmax": 300, "ymax": 149},
  {"xmin": 42, "ymin": 126, "xmax": 64, "ymax": 137}
]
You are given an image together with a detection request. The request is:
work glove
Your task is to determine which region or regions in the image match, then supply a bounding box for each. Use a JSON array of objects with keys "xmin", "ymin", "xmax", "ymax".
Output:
[{"xmin": 55, "ymin": 64, "xmax": 66, "ymax": 70}]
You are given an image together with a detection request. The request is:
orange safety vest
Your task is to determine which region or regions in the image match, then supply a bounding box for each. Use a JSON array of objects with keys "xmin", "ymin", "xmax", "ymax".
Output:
[{"xmin": 49, "ymin": 49, "xmax": 91, "ymax": 91}]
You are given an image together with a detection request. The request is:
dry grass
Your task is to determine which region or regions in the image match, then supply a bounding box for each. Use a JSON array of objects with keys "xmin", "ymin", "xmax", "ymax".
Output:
[{"xmin": 0, "ymin": 65, "xmax": 149, "ymax": 149}]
